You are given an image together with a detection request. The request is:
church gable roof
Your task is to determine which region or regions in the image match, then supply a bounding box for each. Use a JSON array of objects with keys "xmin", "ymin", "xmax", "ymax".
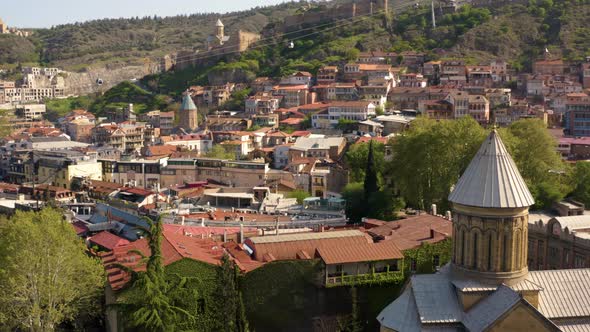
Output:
[
  {"xmin": 463, "ymin": 285, "xmax": 560, "ymax": 332},
  {"xmin": 448, "ymin": 130, "xmax": 534, "ymax": 209}
]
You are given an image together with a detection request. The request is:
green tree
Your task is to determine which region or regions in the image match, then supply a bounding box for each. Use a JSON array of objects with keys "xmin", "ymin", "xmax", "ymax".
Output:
[
  {"xmin": 498, "ymin": 119, "xmax": 571, "ymax": 209},
  {"xmin": 389, "ymin": 117, "xmax": 487, "ymax": 210},
  {"xmin": 345, "ymin": 141, "xmax": 386, "ymax": 182},
  {"xmin": 213, "ymin": 254, "xmax": 249, "ymax": 332},
  {"xmin": 364, "ymin": 140, "xmax": 379, "ymax": 203},
  {"xmin": 0, "ymin": 208, "xmax": 105, "ymax": 331},
  {"xmin": 571, "ymin": 162, "xmax": 590, "ymax": 207},
  {"xmin": 288, "ymin": 189, "xmax": 311, "ymax": 204},
  {"xmin": 342, "ymin": 182, "xmax": 365, "ymax": 223},
  {"xmin": 205, "ymin": 145, "xmax": 235, "ymax": 160},
  {"xmin": 119, "ymin": 216, "xmax": 193, "ymax": 331}
]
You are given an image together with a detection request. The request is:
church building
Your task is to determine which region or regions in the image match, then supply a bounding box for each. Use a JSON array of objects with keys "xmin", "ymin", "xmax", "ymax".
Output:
[
  {"xmin": 177, "ymin": 93, "xmax": 198, "ymax": 132},
  {"xmin": 378, "ymin": 130, "xmax": 590, "ymax": 331}
]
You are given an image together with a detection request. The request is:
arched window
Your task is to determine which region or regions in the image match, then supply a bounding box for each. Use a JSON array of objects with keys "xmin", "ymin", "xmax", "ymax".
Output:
[
  {"xmin": 487, "ymin": 233, "xmax": 493, "ymax": 271},
  {"xmin": 515, "ymin": 232, "xmax": 522, "ymax": 269},
  {"xmin": 460, "ymin": 230, "xmax": 466, "ymax": 266},
  {"xmin": 473, "ymin": 233, "xmax": 479, "ymax": 269},
  {"xmin": 503, "ymin": 234, "xmax": 508, "ymax": 271}
]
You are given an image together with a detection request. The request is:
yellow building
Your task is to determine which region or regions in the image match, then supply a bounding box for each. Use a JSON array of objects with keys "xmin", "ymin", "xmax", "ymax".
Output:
[
  {"xmin": 378, "ymin": 131, "xmax": 590, "ymax": 331},
  {"xmin": 37, "ymin": 151, "xmax": 102, "ymax": 190}
]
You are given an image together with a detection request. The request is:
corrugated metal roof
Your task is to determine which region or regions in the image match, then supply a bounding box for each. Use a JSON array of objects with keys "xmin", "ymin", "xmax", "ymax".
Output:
[
  {"xmin": 448, "ymin": 130, "xmax": 535, "ymax": 208},
  {"xmin": 249, "ymin": 230, "xmax": 364, "ymax": 244},
  {"xmin": 527, "ymin": 269, "xmax": 590, "ymax": 319},
  {"xmin": 411, "ymin": 274, "xmax": 463, "ymax": 324},
  {"xmin": 555, "ymin": 318, "xmax": 590, "ymax": 332},
  {"xmin": 553, "ymin": 215, "xmax": 590, "ymax": 231},
  {"xmin": 463, "ymin": 285, "xmax": 521, "ymax": 331},
  {"xmin": 377, "ymin": 288, "xmax": 422, "ymax": 332}
]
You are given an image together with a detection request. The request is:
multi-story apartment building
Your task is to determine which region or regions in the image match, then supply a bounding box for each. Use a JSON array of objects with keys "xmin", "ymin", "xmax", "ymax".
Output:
[
  {"xmin": 100, "ymin": 158, "xmax": 167, "ymax": 189},
  {"xmin": 398, "ymin": 73, "xmax": 427, "ymax": 88},
  {"xmin": 317, "ymin": 66, "xmax": 338, "ymax": 84},
  {"xmin": 36, "ymin": 150, "xmax": 103, "ymax": 189},
  {"xmin": 92, "ymin": 121, "xmax": 149, "ymax": 152},
  {"xmin": 289, "ymin": 136, "xmax": 347, "ymax": 162},
  {"xmin": 326, "ymin": 83, "xmax": 358, "ymax": 101},
  {"xmin": 322, "ymin": 101, "xmax": 376, "ymax": 128},
  {"xmin": 564, "ymin": 93, "xmax": 590, "ymax": 136},
  {"xmin": 273, "ymin": 85, "xmax": 310, "ymax": 108},
  {"xmin": 279, "ymin": 71, "xmax": 313, "ymax": 87},
  {"xmin": 245, "ymin": 94, "xmax": 280, "ymax": 115},
  {"xmin": 160, "ymin": 158, "xmax": 269, "ymax": 188},
  {"xmin": 15, "ymin": 104, "xmax": 46, "ymax": 121}
]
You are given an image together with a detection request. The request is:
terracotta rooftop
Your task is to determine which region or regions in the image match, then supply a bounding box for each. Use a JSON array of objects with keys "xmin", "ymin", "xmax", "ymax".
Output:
[
  {"xmin": 367, "ymin": 214, "xmax": 453, "ymax": 250},
  {"xmin": 317, "ymin": 239, "xmax": 403, "ymax": 264},
  {"xmin": 100, "ymin": 229, "xmax": 226, "ymax": 290},
  {"xmin": 89, "ymin": 231, "xmax": 130, "ymax": 250}
]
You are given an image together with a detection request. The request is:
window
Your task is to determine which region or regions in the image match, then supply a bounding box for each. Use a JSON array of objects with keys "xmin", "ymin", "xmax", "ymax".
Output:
[
  {"xmin": 460, "ymin": 230, "xmax": 465, "ymax": 266},
  {"xmin": 503, "ymin": 234, "xmax": 508, "ymax": 271},
  {"xmin": 433, "ymin": 255, "xmax": 440, "ymax": 268},
  {"xmin": 473, "ymin": 233, "xmax": 478, "ymax": 269},
  {"xmin": 487, "ymin": 234, "xmax": 493, "ymax": 271},
  {"xmin": 575, "ymin": 255, "xmax": 586, "ymax": 268},
  {"xmin": 335, "ymin": 264, "xmax": 343, "ymax": 274}
]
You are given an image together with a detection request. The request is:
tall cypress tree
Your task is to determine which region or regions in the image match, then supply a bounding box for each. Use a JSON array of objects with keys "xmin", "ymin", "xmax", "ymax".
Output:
[
  {"xmin": 363, "ymin": 140, "xmax": 379, "ymax": 204},
  {"xmin": 121, "ymin": 216, "xmax": 193, "ymax": 331}
]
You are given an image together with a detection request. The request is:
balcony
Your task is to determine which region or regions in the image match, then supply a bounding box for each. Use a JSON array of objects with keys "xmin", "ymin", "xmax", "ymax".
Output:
[{"xmin": 325, "ymin": 270, "xmax": 404, "ymax": 287}]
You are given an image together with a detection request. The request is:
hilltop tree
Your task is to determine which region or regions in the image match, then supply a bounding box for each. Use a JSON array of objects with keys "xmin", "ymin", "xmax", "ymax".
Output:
[{"xmin": 0, "ymin": 208, "xmax": 105, "ymax": 331}]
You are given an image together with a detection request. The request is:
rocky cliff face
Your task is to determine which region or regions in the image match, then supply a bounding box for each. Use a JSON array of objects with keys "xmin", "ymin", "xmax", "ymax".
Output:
[{"xmin": 62, "ymin": 64, "xmax": 158, "ymax": 95}]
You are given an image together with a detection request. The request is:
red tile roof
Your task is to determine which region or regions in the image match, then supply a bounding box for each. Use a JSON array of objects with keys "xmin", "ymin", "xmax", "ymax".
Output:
[
  {"xmin": 121, "ymin": 187, "xmax": 154, "ymax": 196},
  {"xmin": 89, "ymin": 231, "xmax": 130, "ymax": 250},
  {"xmin": 355, "ymin": 137, "xmax": 389, "ymax": 145},
  {"xmin": 366, "ymin": 214, "xmax": 452, "ymax": 250},
  {"xmin": 100, "ymin": 229, "xmax": 226, "ymax": 290},
  {"xmin": 317, "ymin": 240, "xmax": 403, "ymax": 265},
  {"xmin": 146, "ymin": 145, "xmax": 177, "ymax": 156},
  {"xmin": 72, "ymin": 221, "xmax": 89, "ymax": 235}
]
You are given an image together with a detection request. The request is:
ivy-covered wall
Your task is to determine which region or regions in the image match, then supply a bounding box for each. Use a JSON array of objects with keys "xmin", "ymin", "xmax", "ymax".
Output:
[
  {"xmin": 165, "ymin": 259, "xmax": 219, "ymax": 331},
  {"xmin": 402, "ymin": 238, "xmax": 453, "ymax": 275}
]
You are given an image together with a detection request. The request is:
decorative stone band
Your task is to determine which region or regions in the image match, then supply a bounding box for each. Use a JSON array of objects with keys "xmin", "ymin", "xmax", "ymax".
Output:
[
  {"xmin": 451, "ymin": 264, "xmax": 529, "ymax": 286},
  {"xmin": 452, "ymin": 203, "xmax": 529, "ymax": 218}
]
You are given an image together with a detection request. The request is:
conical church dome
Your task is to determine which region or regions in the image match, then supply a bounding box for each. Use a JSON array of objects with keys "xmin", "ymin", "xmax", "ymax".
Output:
[{"xmin": 448, "ymin": 130, "xmax": 534, "ymax": 209}]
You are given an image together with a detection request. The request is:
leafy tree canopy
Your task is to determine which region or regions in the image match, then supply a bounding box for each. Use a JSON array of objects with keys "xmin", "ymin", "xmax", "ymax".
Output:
[{"xmin": 0, "ymin": 208, "xmax": 105, "ymax": 331}]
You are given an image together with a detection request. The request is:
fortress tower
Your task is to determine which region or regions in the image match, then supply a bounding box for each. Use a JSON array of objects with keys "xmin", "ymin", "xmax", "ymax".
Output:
[
  {"xmin": 215, "ymin": 19, "xmax": 224, "ymax": 40},
  {"xmin": 0, "ymin": 18, "xmax": 8, "ymax": 34}
]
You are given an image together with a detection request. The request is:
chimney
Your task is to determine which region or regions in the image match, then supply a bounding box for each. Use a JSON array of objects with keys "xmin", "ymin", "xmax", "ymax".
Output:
[
  {"xmin": 17, "ymin": 193, "xmax": 24, "ymax": 201},
  {"xmin": 431, "ymin": 204, "xmax": 437, "ymax": 216},
  {"xmin": 240, "ymin": 223, "xmax": 244, "ymax": 243},
  {"xmin": 445, "ymin": 210, "xmax": 452, "ymax": 220},
  {"xmin": 200, "ymin": 217, "xmax": 205, "ymax": 227},
  {"xmin": 223, "ymin": 229, "xmax": 227, "ymax": 242},
  {"xmin": 181, "ymin": 216, "xmax": 185, "ymax": 226}
]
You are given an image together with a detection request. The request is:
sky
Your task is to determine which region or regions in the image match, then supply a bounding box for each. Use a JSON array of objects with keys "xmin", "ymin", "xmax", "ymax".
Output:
[{"xmin": 3, "ymin": 0, "xmax": 290, "ymax": 28}]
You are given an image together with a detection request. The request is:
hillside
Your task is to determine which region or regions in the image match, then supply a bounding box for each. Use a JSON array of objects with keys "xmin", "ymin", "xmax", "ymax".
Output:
[
  {"xmin": 0, "ymin": 1, "xmax": 307, "ymax": 71},
  {"xmin": 0, "ymin": 34, "xmax": 38, "ymax": 64}
]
